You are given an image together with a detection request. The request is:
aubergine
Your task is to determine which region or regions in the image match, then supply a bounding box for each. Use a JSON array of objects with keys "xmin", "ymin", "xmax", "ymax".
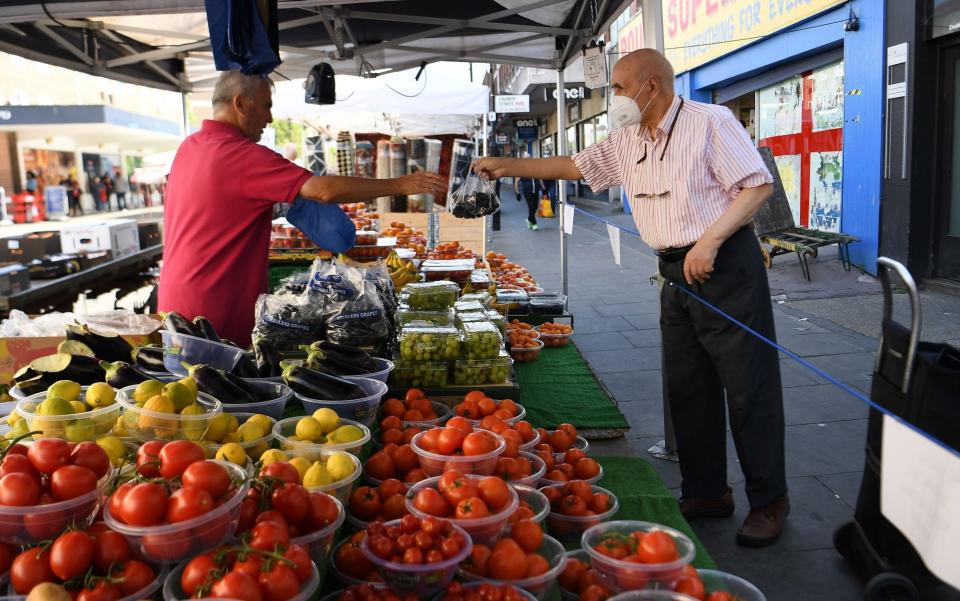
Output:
[
  {"xmin": 101, "ymin": 361, "xmax": 157, "ymax": 388},
  {"xmin": 253, "ymin": 337, "xmax": 280, "ymax": 378},
  {"xmin": 58, "ymin": 340, "xmax": 95, "ymax": 357},
  {"xmin": 302, "ymin": 349, "xmax": 366, "ymax": 376},
  {"xmin": 131, "ymin": 345, "xmax": 166, "ymax": 372},
  {"xmin": 193, "ymin": 316, "xmax": 222, "ymax": 343},
  {"xmin": 231, "ymin": 353, "xmax": 259, "ymax": 378},
  {"xmin": 15, "ymin": 376, "xmax": 48, "ymax": 396},
  {"xmin": 162, "ymin": 311, "xmax": 201, "ymax": 337},
  {"xmin": 13, "ymin": 364, "xmax": 40, "ymax": 384},
  {"xmin": 222, "ymin": 371, "xmax": 275, "ymax": 402},
  {"xmin": 282, "ymin": 365, "xmax": 365, "ymax": 400},
  {"xmin": 308, "ymin": 340, "xmax": 372, "ymax": 360},
  {"xmin": 29, "ymin": 353, "xmax": 105, "ymax": 385},
  {"xmin": 185, "ymin": 363, "xmax": 257, "ymax": 404},
  {"xmin": 65, "ymin": 324, "xmax": 134, "ymax": 363}
]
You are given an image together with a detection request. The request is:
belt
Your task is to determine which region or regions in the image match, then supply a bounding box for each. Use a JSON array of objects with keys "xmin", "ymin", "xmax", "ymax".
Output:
[{"xmin": 656, "ymin": 242, "xmax": 695, "ymax": 263}]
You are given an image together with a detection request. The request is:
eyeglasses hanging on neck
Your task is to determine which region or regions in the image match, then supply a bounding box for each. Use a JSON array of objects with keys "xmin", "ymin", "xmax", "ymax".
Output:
[{"xmin": 637, "ymin": 97, "xmax": 685, "ymax": 165}]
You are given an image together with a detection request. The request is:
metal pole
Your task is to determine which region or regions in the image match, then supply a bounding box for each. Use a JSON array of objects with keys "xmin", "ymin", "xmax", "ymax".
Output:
[
  {"xmin": 181, "ymin": 91, "xmax": 190, "ymax": 139},
  {"xmin": 556, "ymin": 66, "xmax": 568, "ymax": 298},
  {"xmin": 483, "ymin": 113, "xmax": 489, "ymax": 157}
]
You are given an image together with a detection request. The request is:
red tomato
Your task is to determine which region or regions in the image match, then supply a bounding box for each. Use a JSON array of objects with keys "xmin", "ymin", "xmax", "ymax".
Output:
[
  {"xmin": 304, "ymin": 491, "xmax": 340, "ymax": 531},
  {"xmin": 413, "ymin": 488, "xmax": 451, "ymax": 517},
  {"xmin": 108, "ymin": 481, "xmax": 135, "ymax": 522},
  {"xmin": 236, "ymin": 497, "xmax": 259, "ymax": 534},
  {"xmin": 558, "ymin": 558, "xmax": 587, "ymax": 592},
  {"xmin": 368, "ymin": 534, "xmax": 394, "ymax": 560},
  {"xmin": 0, "ymin": 472, "xmax": 39, "ymax": 506},
  {"xmin": 579, "ymin": 584, "xmax": 612, "ymax": 601},
  {"xmin": 166, "ymin": 485, "xmax": 214, "ymax": 523},
  {"xmin": 446, "ymin": 417, "xmax": 473, "ymax": 434},
  {"xmin": 487, "ymin": 540, "xmax": 527, "ymax": 580},
  {"xmin": 392, "ymin": 445, "xmax": 419, "ymax": 475},
  {"xmin": 462, "ymin": 432, "xmax": 495, "ymax": 456},
  {"xmin": 135, "ymin": 440, "xmax": 165, "ymax": 477},
  {"xmin": 77, "ymin": 580, "xmax": 121, "ymax": 601},
  {"xmin": 635, "ymin": 530, "xmax": 679, "ymax": 564},
  {"xmin": 260, "ymin": 462, "xmax": 301, "ymax": 486},
  {"xmin": 365, "ymin": 452, "xmax": 395, "ymax": 481},
  {"xmin": 283, "ymin": 544, "xmax": 312, "ymax": 583},
  {"xmin": 181, "ymin": 554, "xmax": 217, "ymax": 596},
  {"xmin": 675, "ymin": 575, "xmax": 706, "ymax": 599},
  {"xmin": 349, "ymin": 487, "xmax": 382, "ymax": 521},
  {"xmin": 120, "ymin": 482, "xmax": 168, "ymax": 526},
  {"xmin": 182, "ymin": 460, "xmax": 231, "ymax": 499},
  {"xmin": 258, "ymin": 562, "xmax": 301, "ymax": 601},
  {"xmin": 115, "ymin": 560, "xmax": 156, "ymax": 597},
  {"xmin": 705, "ymin": 591, "xmax": 732, "ymax": 601},
  {"xmin": 49, "ymin": 530, "xmax": 94, "ymax": 580},
  {"xmin": 211, "ymin": 572, "xmax": 263, "ymax": 601},
  {"xmin": 477, "ymin": 477, "xmax": 510, "ymax": 511},
  {"xmin": 23, "ymin": 495, "xmax": 65, "ymax": 540},
  {"xmin": 10, "ymin": 548, "xmax": 56, "ymax": 594},
  {"xmin": 437, "ymin": 428, "xmax": 466, "ymax": 455},
  {"xmin": 158, "ymin": 440, "xmax": 206, "ymax": 479},
  {"xmin": 50, "ymin": 465, "xmax": 98, "ymax": 501},
  {"xmin": 27, "ymin": 438, "xmax": 71, "ymax": 475},
  {"xmin": 455, "ymin": 497, "xmax": 490, "ymax": 519},
  {"xmin": 0, "ymin": 453, "xmax": 41, "ymax": 485},
  {"xmin": 559, "ymin": 495, "xmax": 587, "ymax": 516},
  {"xmin": 377, "ymin": 479, "xmax": 406, "ymax": 501},
  {"xmin": 250, "ymin": 520, "xmax": 290, "ymax": 552},
  {"xmin": 69, "ymin": 442, "xmax": 111, "ymax": 479},
  {"xmin": 271, "ymin": 483, "xmax": 309, "ymax": 525},
  {"xmin": 510, "ymin": 520, "xmax": 543, "ymax": 553},
  {"xmin": 92, "ymin": 529, "xmax": 131, "ymax": 572},
  {"xmin": 141, "ymin": 531, "xmax": 190, "ymax": 561},
  {"xmin": 418, "ymin": 429, "xmax": 442, "ymax": 453},
  {"xmin": 441, "ymin": 476, "xmax": 480, "ymax": 506}
]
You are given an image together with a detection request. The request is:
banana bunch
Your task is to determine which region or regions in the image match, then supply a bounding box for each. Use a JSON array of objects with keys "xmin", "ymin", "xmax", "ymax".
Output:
[{"xmin": 387, "ymin": 252, "xmax": 418, "ymax": 288}]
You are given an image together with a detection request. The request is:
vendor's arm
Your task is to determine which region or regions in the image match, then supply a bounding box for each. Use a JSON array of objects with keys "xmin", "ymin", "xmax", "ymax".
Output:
[
  {"xmin": 298, "ymin": 171, "xmax": 448, "ymax": 204},
  {"xmin": 471, "ymin": 156, "xmax": 582, "ymax": 181},
  {"xmin": 682, "ymin": 111, "xmax": 774, "ymax": 285}
]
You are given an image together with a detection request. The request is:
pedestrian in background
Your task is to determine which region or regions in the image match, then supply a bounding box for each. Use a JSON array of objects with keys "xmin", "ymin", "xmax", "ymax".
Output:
[
  {"xmin": 67, "ymin": 178, "xmax": 82, "ymax": 217},
  {"xmin": 101, "ymin": 172, "xmax": 114, "ymax": 210},
  {"xmin": 93, "ymin": 177, "xmax": 106, "ymax": 211},
  {"xmin": 114, "ymin": 171, "xmax": 129, "ymax": 210},
  {"xmin": 513, "ymin": 152, "xmax": 540, "ymax": 230}
]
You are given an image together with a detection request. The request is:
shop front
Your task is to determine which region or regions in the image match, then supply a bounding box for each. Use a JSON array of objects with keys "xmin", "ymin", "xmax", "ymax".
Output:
[{"xmin": 665, "ymin": 0, "xmax": 885, "ymax": 272}]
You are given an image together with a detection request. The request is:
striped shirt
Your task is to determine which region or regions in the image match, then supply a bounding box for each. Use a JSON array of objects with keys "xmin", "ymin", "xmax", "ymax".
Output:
[{"xmin": 573, "ymin": 95, "xmax": 772, "ymax": 250}]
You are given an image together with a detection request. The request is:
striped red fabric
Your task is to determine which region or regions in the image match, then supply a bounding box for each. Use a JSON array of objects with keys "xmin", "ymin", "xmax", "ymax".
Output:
[{"xmin": 573, "ymin": 95, "xmax": 772, "ymax": 250}]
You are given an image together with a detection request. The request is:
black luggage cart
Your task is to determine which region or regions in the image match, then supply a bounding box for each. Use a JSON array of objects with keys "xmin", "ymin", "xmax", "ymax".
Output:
[{"xmin": 833, "ymin": 257, "xmax": 960, "ymax": 601}]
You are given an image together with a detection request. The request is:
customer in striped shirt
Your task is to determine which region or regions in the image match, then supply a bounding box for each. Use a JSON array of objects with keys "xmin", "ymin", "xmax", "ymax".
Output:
[{"xmin": 472, "ymin": 49, "xmax": 788, "ymax": 547}]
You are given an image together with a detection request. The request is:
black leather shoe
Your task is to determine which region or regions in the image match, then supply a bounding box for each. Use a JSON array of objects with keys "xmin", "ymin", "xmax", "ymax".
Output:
[
  {"xmin": 679, "ymin": 487, "xmax": 734, "ymax": 520},
  {"xmin": 736, "ymin": 495, "xmax": 790, "ymax": 547}
]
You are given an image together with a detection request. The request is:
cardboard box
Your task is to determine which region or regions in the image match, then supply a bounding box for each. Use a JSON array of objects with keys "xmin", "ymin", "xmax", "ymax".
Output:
[
  {"xmin": 137, "ymin": 222, "xmax": 161, "ymax": 248},
  {"xmin": 61, "ymin": 219, "xmax": 140, "ymax": 260},
  {"xmin": 0, "ymin": 264, "xmax": 30, "ymax": 295},
  {"xmin": 27, "ymin": 255, "xmax": 83, "ymax": 279},
  {"xmin": 0, "ymin": 231, "xmax": 62, "ymax": 263}
]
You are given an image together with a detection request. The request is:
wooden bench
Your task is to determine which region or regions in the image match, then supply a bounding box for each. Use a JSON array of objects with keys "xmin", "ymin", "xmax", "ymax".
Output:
[{"xmin": 752, "ymin": 147, "xmax": 859, "ymax": 282}]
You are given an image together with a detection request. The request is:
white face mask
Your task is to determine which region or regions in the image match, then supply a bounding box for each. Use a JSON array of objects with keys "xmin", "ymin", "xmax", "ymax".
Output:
[{"xmin": 609, "ymin": 82, "xmax": 654, "ymax": 129}]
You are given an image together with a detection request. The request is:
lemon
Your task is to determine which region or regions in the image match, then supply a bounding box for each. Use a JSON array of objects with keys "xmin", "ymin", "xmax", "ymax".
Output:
[
  {"xmin": 163, "ymin": 382, "xmax": 194, "ymax": 412},
  {"xmin": 133, "ymin": 380, "xmax": 164, "ymax": 404},
  {"xmin": 178, "ymin": 376, "xmax": 199, "ymax": 399},
  {"xmin": 237, "ymin": 422, "xmax": 265, "ymax": 443},
  {"xmin": 223, "ymin": 413, "xmax": 240, "ymax": 434},
  {"xmin": 113, "ymin": 415, "xmax": 128, "ymax": 436},
  {"xmin": 47, "ymin": 380, "xmax": 81, "ymax": 402},
  {"xmin": 311, "ymin": 408, "xmax": 340, "ymax": 434},
  {"xmin": 37, "ymin": 397, "xmax": 73, "ymax": 416},
  {"xmin": 215, "ymin": 442, "xmax": 247, "ymax": 465},
  {"xmin": 247, "ymin": 442, "xmax": 270, "ymax": 461},
  {"xmin": 260, "ymin": 449, "xmax": 288, "ymax": 466},
  {"xmin": 65, "ymin": 418, "xmax": 95, "ymax": 442},
  {"xmin": 302, "ymin": 462, "xmax": 333, "ymax": 488},
  {"xmin": 222, "ymin": 431, "xmax": 240, "ymax": 444},
  {"xmin": 8, "ymin": 419, "xmax": 29, "ymax": 439},
  {"xmin": 69, "ymin": 400, "xmax": 88, "ymax": 414},
  {"xmin": 85, "ymin": 382, "xmax": 116, "ymax": 409},
  {"xmin": 139, "ymin": 395, "xmax": 177, "ymax": 437},
  {"xmin": 295, "ymin": 417, "xmax": 324, "ymax": 442},
  {"xmin": 326, "ymin": 452, "xmax": 356, "ymax": 482},
  {"xmin": 288, "ymin": 457, "xmax": 312, "ymax": 480},
  {"xmin": 330, "ymin": 424, "xmax": 364, "ymax": 444},
  {"xmin": 96, "ymin": 436, "xmax": 126, "ymax": 468},
  {"xmin": 204, "ymin": 413, "xmax": 231, "ymax": 443},
  {"xmin": 246, "ymin": 414, "xmax": 274, "ymax": 434},
  {"xmin": 179, "ymin": 404, "xmax": 206, "ymax": 441}
]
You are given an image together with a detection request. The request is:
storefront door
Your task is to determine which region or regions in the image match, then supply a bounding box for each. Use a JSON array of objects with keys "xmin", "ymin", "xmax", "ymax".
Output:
[{"xmin": 936, "ymin": 46, "xmax": 960, "ymax": 280}]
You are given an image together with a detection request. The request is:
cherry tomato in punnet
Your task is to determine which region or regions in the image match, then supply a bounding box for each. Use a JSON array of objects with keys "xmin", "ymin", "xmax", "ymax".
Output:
[
  {"xmin": 249, "ymin": 520, "xmax": 290, "ymax": 552},
  {"xmin": 50, "ymin": 464, "xmax": 98, "ymax": 501},
  {"xmin": 182, "ymin": 460, "xmax": 231, "ymax": 499},
  {"xmin": 675, "ymin": 575, "xmax": 705, "ymax": 599},
  {"xmin": 142, "ymin": 530, "xmax": 191, "ymax": 561},
  {"xmin": 158, "ymin": 440, "xmax": 205, "ymax": 479},
  {"xmin": 49, "ymin": 530, "xmax": 94, "ymax": 580},
  {"xmin": 260, "ymin": 462, "xmax": 301, "ymax": 486},
  {"xmin": 271, "ymin": 483, "xmax": 309, "ymax": 525},
  {"xmin": 115, "ymin": 559, "xmax": 156, "ymax": 596},
  {"xmin": 70, "ymin": 442, "xmax": 111, "ymax": 479},
  {"xmin": 135, "ymin": 440, "xmax": 165, "ymax": 477},
  {"xmin": 181, "ymin": 554, "xmax": 217, "ymax": 597},
  {"xmin": 283, "ymin": 544, "xmax": 312, "ymax": 583},
  {"xmin": 635, "ymin": 530, "xmax": 679, "ymax": 564},
  {"xmin": 477, "ymin": 477, "xmax": 510, "ymax": 511},
  {"xmin": 233, "ymin": 554, "xmax": 264, "ymax": 581},
  {"xmin": 120, "ymin": 482, "xmax": 167, "ymax": 526},
  {"xmin": 304, "ymin": 491, "xmax": 340, "ymax": 531},
  {"xmin": 77, "ymin": 580, "xmax": 121, "ymax": 601},
  {"xmin": 0, "ymin": 472, "xmax": 39, "ymax": 506},
  {"xmin": 455, "ymin": 497, "xmax": 490, "ymax": 519},
  {"xmin": 413, "ymin": 488, "xmax": 451, "ymax": 517},
  {"xmin": 165, "ymin": 485, "xmax": 214, "ymax": 523},
  {"xmin": 10, "ymin": 548, "xmax": 56, "ymax": 594},
  {"xmin": 0, "ymin": 453, "xmax": 41, "ymax": 484},
  {"xmin": 462, "ymin": 432, "xmax": 495, "ymax": 456},
  {"xmin": 211, "ymin": 572, "xmax": 262, "ymax": 601},
  {"xmin": 27, "ymin": 438, "xmax": 71, "ymax": 475},
  {"xmin": 92, "ymin": 528, "xmax": 131, "ymax": 572},
  {"xmin": 259, "ymin": 562, "xmax": 301, "ymax": 601}
]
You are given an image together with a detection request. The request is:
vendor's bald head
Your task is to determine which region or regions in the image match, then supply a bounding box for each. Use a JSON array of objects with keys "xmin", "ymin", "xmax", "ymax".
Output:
[{"xmin": 610, "ymin": 49, "xmax": 676, "ymax": 127}]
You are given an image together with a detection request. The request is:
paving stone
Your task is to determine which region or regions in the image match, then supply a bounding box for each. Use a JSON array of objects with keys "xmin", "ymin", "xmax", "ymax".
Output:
[
  {"xmin": 593, "ymin": 302, "xmax": 660, "ymax": 317},
  {"xmin": 570, "ymin": 331, "xmax": 634, "ymax": 352},
  {"xmin": 623, "ymin": 313, "xmax": 662, "ymax": 330},
  {"xmin": 581, "ymin": 348, "xmax": 662, "ymax": 373},
  {"xmin": 774, "ymin": 331, "xmax": 868, "ymax": 357},
  {"xmin": 710, "ymin": 548, "xmax": 863, "ymax": 601},
  {"xmin": 785, "ymin": 420, "xmax": 869, "ymax": 478},
  {"xmin": 783, "ymin": 384, "xmax": 869, "ymax": 425},
  {"xmin": 621, "ymin": 328, "xmax": 663, "ymax": 348},
  {"xmin": 569, "ymin": 314, "xmax": 635, "ymax": 334},
  {"xmin": 596, "ymin": 370, "xmax": 663, "ymax": 401},
  {"xmin": 816, "ymin": 471, "xmax": 865, "ymax": 511},
  {"xmin": 613, "ymin": 398, "xmax": 666, "ymax": 438},
  {"xmin": 779, "ymin": 359, "xmax": 824, "ymax": 388}
]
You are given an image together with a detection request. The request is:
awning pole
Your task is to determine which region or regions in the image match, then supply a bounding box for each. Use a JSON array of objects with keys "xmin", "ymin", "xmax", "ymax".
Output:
[
  {"xmin": 181, "ymin": 91, "xmax": 190, "ymax": 139},
  {"xmin": 556, "ymin": 66, "xmax": 569, "ymax": 299}
]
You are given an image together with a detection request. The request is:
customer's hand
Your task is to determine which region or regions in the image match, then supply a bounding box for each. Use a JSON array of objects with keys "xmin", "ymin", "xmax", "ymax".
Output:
[
  {"xmin": 398, "ymin": 172, "xmax": 448, "ymax": 198},
  {"xmin": 683, "ymin": 239, "xmax": 719, "ymax": 285},
  {"xmin": 471, "ymin": 158, "xmax": 508, "ymax": 180}
]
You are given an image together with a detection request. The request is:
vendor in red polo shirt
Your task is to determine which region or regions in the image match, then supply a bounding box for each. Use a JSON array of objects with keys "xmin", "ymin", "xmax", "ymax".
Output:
[{"xmin": 159, "ymin": 71, "xmax": 446, "ymax": 346}]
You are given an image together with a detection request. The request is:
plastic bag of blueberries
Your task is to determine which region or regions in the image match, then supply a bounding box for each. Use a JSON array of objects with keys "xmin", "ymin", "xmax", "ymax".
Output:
[{"xmin": 450, "ymin": 172, "xmax": 500, "ymax": 218}]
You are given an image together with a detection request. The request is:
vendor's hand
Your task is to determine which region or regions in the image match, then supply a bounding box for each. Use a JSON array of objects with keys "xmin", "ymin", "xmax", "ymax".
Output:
[
  {"xmin": 683, "ymin": 239, "xmax": 719, "ymax": 285},
  {"xmin": 398, "ymin": 172, "xmax": 447, "ymax": 198},
  {"xmin": 471, "ymin": 157, "xmax": 508, "ymax": 180}
]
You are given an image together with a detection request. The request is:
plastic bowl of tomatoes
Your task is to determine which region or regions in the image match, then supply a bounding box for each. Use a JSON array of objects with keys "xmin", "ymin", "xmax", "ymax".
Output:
[
  {"xmin": 510, "ymin": 485, "xmax": 550, "ymax": 526},
  {"xmin": 453, "ymin": 394, "xmax": 526, "ymax": 427},
  {"xmin": 535, "ymin": 323, "xmax": 573, "ymax": 348},
  {"xmin": 361, "ymin": 516, "xmax": 473, "ymax": 596},
  {"xmin": 495, "ymin": 451, "xmax": 546, "ymax": 488},
  {"xmin": 607, "ymin": 592, "xmax": 699, "ymax": 601},
  {"xmin": 289, "ymin": 493, "xmax": 346, "ymax": 569},
  {"xmin": 459, "ymin": 526, "xmax": 567, "ymax": 601},
  {"xmin": 406, "ymin": 473, "xmax": 519, "ymax": 545},
  {"xmin": 434, "ymin": 582, "xmax": 538, "ymax": 601},
  {"xmin": 346, "ymin": 480, "xmax": 411, "ymax": 531},
  {"xmin": 380, "ymin": 394, "xmax": 451, "ymax": 428},
  {"xmin": 0, "ymin": 438, "xmax": 113, "ymax": 545},
  {"xmin": 691, "ymin": 569, "xmax": 766, "ymax": 601},
  {"xmin": 557, "ymin": 548, "xmax": 593, "ymax": 601},
  {"xmin": 410, "ymin": 421, "xmax": 505, "ymax": 477},
  {"xmin": 509, "ymin": 339, "xmax": 544, "ymax": 364},
  {"xmin": 332, "ymin": 532, "xmax": 383, "ymax": 586},
  {"xmin": 103, "ymin": 451, "xmax": 249, "ymax": 563},
  {"xmin": 582, "ymin": 521, "xmax": 697, "ymax": 592},
  {"xmin": 540, "ymin": 482, "xmax": 619, "ymax": 543}
]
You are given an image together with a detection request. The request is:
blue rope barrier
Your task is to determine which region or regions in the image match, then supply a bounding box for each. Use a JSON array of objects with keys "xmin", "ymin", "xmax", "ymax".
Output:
[{"xmin": 569, "ymin": 205, "xmax": 960, "ymax": 458}]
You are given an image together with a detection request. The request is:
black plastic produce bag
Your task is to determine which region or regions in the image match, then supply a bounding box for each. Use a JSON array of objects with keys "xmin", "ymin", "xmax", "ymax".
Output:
[{"xmin": 450, "ymin": 172, "xmax": 501, "ymax": 218}]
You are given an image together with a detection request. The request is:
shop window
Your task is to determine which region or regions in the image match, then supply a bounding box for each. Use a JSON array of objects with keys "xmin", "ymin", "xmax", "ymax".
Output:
[
  {"xmin": 566, "ymin": 126, "xmax": 577, "ymax": 154},
  {"xmin": 757, "ymin": 61, "xmax": 844, "ymax": 232}
]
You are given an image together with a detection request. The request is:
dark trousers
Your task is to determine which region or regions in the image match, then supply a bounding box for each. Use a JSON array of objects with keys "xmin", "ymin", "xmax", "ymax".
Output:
[
  {"xmin": 523, "ymin": 190, "xmax": 538, "ymax": 225},
  {"xmin": 116, "ymin": 192, "xmax": 126, "ymax": 210},
  {"xmin": 658, "ymin": 226, "xmax": 787, "ymax": 510}
]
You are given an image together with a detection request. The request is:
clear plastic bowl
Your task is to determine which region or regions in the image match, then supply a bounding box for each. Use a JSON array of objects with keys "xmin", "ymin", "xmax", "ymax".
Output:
[
  {"xmin": 508, "ymin": 451, "xmax": 546, "ymax": 487},
  {"xmin": 550, "ymin": 435, "xmax": 590, "ymax": 460},
  {"xmin": 397, "ymin": 401, "xmax": 452, "ymax": 428},
  {"xmin": 160, "ymin": 330, "xmax": 245, "ymax": 376},
  {"xmin": 518, "ymin": 429, "xmax": 541, "ymax": 452},
  {"xmin": 608, "ymin": 593, "xmax": 698, "ymax": 601},
  {"xmin": 558, "ymin": 549, "xmax": 590, "ymax": 601},
  {"xmin": 330, "ymin": 538, "xmax": 384, "ymax": 586},
  {"xmin": 512, "ymin": 485, "xmax": 550, "ymax": 525},
  {"xmin": 541, "ymin": 483, "xmax": 619, "ymax": 543},
  {"xmin": 510, "ymin": 339, "xmax": 544, "ymax": 364},
  {"xmin": 0, "ymin": 473, "xmax": 110, "ymax": 545},
  {"xmin": 405, "ymin": 475, "xmax": 519, "ymax": 545},
  {"xmin": 410, "ymin": 429, "xmax": 505, "ymax": 476},
  {"xmin": 466, "ymin": 401, "xmax": 526, "ymax": 427},
  {"xmin": 361, "ymin": 518, "xmax": 473, "ymax": 596},
  {"xmin": 15, "ymin": 387, "xmax": 120, "ymax": 441},
  {"xmin": 116, "ymin": 386, "xmax": 222, "ymax": 442},
  {"xmin": 535, "ymin": 327, "xmax": 573, "ymax": 348},
  {"xmin": 540, "ymin": 463, "xmax": 604, "ymax": 487},
  {"xmin": 698, "ymin": 569, "xmax": 766, "ymax": 601},
  {"xmin": 273, "ymin": 416, "xmax": 372, "ymax": 460},
  {"xmin": 459, "ymin": 534, "xmax": 567, "ymax": 600},
  {"xmin": 433, "ymin": 583, "xmax": 538, "ymax": 601},
  {"xmin": 7, "ymin": 563, "xmax": 168, "ymax": 600},
  {"xmin": 162, "ymin": 556, "xmax": 320, "ymax": 601},
  {"xmin": 343, "ymin": 358, "xmax": 396, "ymax": 384},
  {"xmin": 204, "ymin": 412, "xmax": 276, "ymax": 462},
  {"xmin": 582, "ymin": 521, "xmax": 696, "ymax": 591},
  {"xmin": 104, "ymin": 461, "xmax": 249, "ymax": 563},
  {"xmin": 290, "ymin": 493, "xmax": 346, "ymax": 567},
  {"xmin": 7, "ymin": 386, "xmax": 26, "ymax": 401},
  {"xmin": 390, "ymin": 360, "xmax": 450, "ymax": 388},
  {"xmin": 303, "ymin": 453, "xmax": 362, "ymax": 506},
  {"xmin": 297, "ymin": 377, "xmax": 389, "ymax": 428},
  {"xmin": 219, "ymin": 381, "xmax": 293, "ymax": 420}
]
